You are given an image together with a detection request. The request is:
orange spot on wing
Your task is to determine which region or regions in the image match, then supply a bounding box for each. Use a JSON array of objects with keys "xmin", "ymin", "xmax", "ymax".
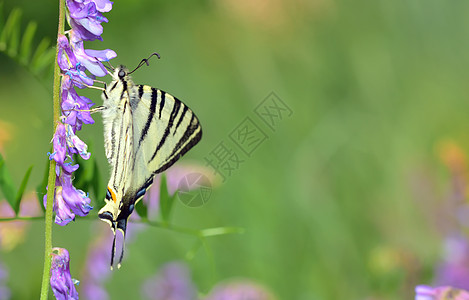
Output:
[{"xmin": 108, "ymin": 187, "xmax": 117, "ymax": 203}]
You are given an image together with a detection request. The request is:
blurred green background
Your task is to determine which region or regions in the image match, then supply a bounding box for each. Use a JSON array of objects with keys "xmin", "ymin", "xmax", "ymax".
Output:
[{"xmin": 2, "ymin": 0, "xmax": 469, "ymax": 299}]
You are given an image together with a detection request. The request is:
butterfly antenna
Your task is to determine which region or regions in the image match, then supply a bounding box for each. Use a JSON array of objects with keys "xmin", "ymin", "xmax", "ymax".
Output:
[{"xmin": 129, "ymin": 52, "xmax": 161, "ymax": 74}]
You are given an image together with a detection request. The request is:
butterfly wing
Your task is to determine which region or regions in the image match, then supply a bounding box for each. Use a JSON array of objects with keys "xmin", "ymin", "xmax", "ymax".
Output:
[{"xmin": 128, "ymin": 84, "xmax": 202, "ymax": 200}]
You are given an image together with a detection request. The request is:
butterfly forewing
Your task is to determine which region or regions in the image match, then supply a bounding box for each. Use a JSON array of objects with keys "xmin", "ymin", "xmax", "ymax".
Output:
[{"xmin": 131, "ymin": 85, "xmax": 202, "ymax": 185}]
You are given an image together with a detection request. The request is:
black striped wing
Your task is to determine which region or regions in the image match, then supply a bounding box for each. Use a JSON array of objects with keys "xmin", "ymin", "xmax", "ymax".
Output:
[{"xmin": 128, "ymin": 84, "xmax": 202, "ymax": 199}]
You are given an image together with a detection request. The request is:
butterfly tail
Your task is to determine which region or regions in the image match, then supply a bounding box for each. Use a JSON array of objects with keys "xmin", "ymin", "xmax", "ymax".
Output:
[
  {"xmin": 116, "ymin": 217, "xmax": 128, "ymax": 269},
  {"xmin": 109, "ymin": 221, "xmax": 117, "ymax": 270}
]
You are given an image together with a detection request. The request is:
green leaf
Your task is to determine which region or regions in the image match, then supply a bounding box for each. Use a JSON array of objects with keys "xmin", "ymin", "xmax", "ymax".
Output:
[
  {"xmin": 0, "ymin": 4, "xmax": 54, "ymax": 86},
  {"xmin": 0, "ymin": 153, "xmax": 17, "ymax": 211},
  {"xmin": 30, "ymin": 37, "xmax": 52, "ymax": 72},
  {"xmin": 74, "ymin": 155, "xmax": 94, "ymax": 191},
  {"xmin": 91, "ymin": 159, "xmax": 104, "ymax": 204},
  {"xmin": 0, "ymin": 7, "xmax": 21, "ymax": 55},
  {"xmin": 32, "ymin": 44, "xmax": 54, "ymax": 74},
  {"xmin": 19, "ymin": 21, "xmax": 36, "ymax": 64},
  {"xmin": 0, "ymin": 3, "xmax": 4, "ymax": 32},
  {"xmin": 14, "ymin": 165, "xmax": 33, "ymax": 214},
  {"xmin": 159, "ymin": 174, "xmax": 175, "ymax": 223},
  {"xmin": 36, "ymin": 158, "xmax": 50, "ymax": 213}
]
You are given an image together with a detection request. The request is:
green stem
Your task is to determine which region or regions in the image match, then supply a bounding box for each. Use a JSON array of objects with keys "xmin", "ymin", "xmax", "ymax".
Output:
[
  {"xmin": 39, "ymin": 0, "xmax": 64, "ymax": 298},
  {"xmin": 0, "ymin": 216, "xmax": 44, "ymax": 222}
]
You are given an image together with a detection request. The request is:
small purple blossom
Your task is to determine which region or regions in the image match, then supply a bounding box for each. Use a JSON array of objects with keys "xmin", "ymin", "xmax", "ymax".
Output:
[
  {"xmin": 81, "ymin": 222, "xmax": 143, "ymax": 299},
  {"xmin": 0, "ymin": 260, "xmax": 10, "ymax": 300},
  {"xmin": 81, "ymin": 224, "xmax": 113, "ymax": 300},
  {"xmin": 143, "ymin": 164, "xmax": 216, "ymax": 219},
  {"xmin": 142, "ymin": 261, "xmax": 278, "ymax": 300},
  {"xmin": 50, "ymin": 248, "xmax": 79, "ymax": 300},
  {"xmin": 142, "ymin": 262, "xmax": 197, "ymax": 300},
  {"xmin": 47, "ymin": 0, "xmax": 115, "ymax": 226},
  {"xmin": 415, "ymin": 285, "xmax": 469, "ymax": 300},
  {"xmin": 206, "ymin": 280, "xmax": 276, "ymax": 300},
  {"xmin": 433, "ymin": 235, "xmax": 469, "ymax": 291}
]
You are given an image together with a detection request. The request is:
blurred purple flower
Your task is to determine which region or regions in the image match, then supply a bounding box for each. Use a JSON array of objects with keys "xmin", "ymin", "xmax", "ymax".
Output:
[
  {"xmin": 142, "ymin": 261, "xmax": 277, "ymax": 300},
  {"xmin": 50, "ymin": 248, "xmax": 79, "ymax": 300},
  {"xmin": 206, "ymin": 280, "xmax": 276, "ymax": 300},
  {"xmin": 81, "ymin": 224, "xmax": 113, "ymax": 300},
  {"xmin": 81, "ymin": 222, "xmax": 142, "ymax": 299},
  {"xmin": 46, "ymin": 0, "xmax": 115, "ymax": 226},
  {"xmin": 433, "ymin": 235, "xmax": 469, "ymax": 290},
  {"xmin": 143, "ymin": 164, "xmax": 216, "ymax": 219},
  {"xmin": 416, "ymin": 285, "xmax": 469, "ymax": 300},
  {"xmin": 142, "ymin": 262, "xmax": 196, "ymax": 300},
  {"xmin": 0, "ymin": 261, "xmax": 11, "ymax": 300},
  {"xmin": 414, "ymin": 142, "xmax": 469, "ymax": 295}
]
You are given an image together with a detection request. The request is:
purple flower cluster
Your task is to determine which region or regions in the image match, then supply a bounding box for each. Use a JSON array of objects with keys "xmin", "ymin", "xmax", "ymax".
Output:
[
  {"xmin": 80, "ymin": 224, "xmax": 114, "ymax": 300},
  {"xmin": 46, "ymin": 0, "xmax": 115, "ymax": 226},
  {"xmin": 142, "ymin": 262, "xmax": 197, "ymax": 300},
  {"xmin": 81, "ymin": 222, "xmax": 145, "ymax": 299},
  {"xmin": 142, "ymin": 261, "xmax": 277, "ymax": 300},
  {"xmin": 50, "ymin": 248, "xmax": 79, "ymax": 300}
]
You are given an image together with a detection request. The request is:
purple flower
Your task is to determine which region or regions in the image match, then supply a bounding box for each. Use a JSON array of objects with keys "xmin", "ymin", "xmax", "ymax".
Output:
[
  {"xmin": 433, "ymin": 235, "xmax": 469, "ymax": 290},
  {"xmin": 142, "ymin": 262, "xmax": 196, "ymax": 300},
  {"xmin": 52, "ymin": 187, "xmax": 75, "ymax": 226},
  {"xmin": 143, "ymin": 164, "xmax": 216, "ymax": 219},
  {"xmin": 47, "ymin": 0, "xmax": 115, "ymax": 225},
  {"xmin": 415, "ymin": 285, "xmax": 469, "ymax": 300},
  {"xmin": 45, "ymin": 125, "xmax": 93, "ymax": 226},
  {"xmin": 50, "ymin": 248, "xmax": 79, "ymax": 300},
  {"xmin": 67, "ymin": 0, "xmax": 107, "ymax": 36},
  {"xmin": 51, "ymin": 124, "xmax": 67, "ymax": 166},
  {"xmin": 81, "ymin": 225, "xmax": 113, "ymax": 300},
  {"xmin": 81, "ymin": 222, "xmax": 142, "ymax": 299},
  {"xmin": 81, "ymin": 282, "xmax": 108, "ymax": 300},
  {"xmin": 206, "ymin": 280, "xmax": 276, "ymax": 300},
  {"xmin": 66, "ymin": 0, "xmax": 113, "ymax": 42},
  {"xmin": 73, "ymin": 41, "xmax": 115, "ymax": 77},
  {"xmin": 0, "ymin": 261, "xmax": 11, "ymax": 300},
  {"xmin": 92, "ymin": 0, "xmax": 113, "ymax": 12},
  {"xmin": 57, "ymin": 35, "xmax": 77, "ymax": 71},
  {"xmin": 65, "ymin": 125, "xmax": 91, "ymax": 159}
]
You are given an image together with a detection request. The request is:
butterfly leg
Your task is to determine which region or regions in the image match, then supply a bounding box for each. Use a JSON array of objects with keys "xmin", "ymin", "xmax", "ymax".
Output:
[
  {"xmin": 89, "ymin": 106, "xmax": 106, "ymax": 114},
  {"xmin": 61, "ymin": 106, "xmax": 106, "ymax": 115}
]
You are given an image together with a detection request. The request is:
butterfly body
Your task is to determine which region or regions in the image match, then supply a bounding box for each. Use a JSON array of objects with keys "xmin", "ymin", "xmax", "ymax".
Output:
[{"xmin": 97, "ymin": 65, "xmax": 202, "ymax": 268}]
